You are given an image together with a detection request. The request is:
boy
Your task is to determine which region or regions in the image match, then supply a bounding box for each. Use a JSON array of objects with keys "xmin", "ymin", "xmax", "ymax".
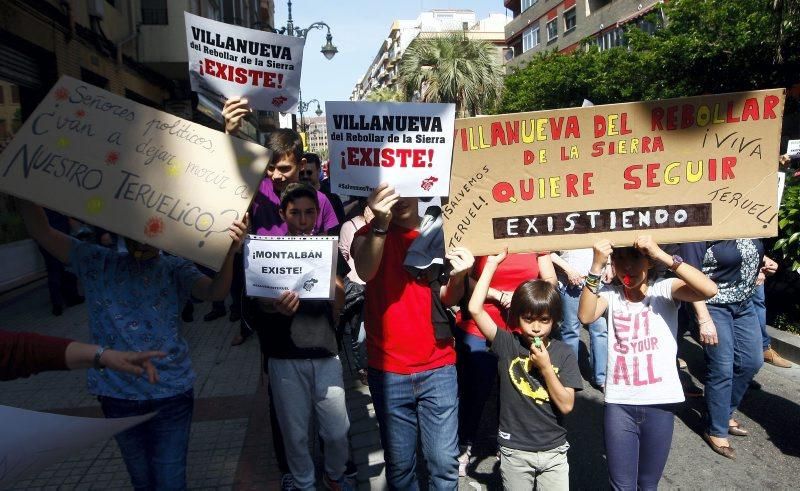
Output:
[
  {"xmin": 468, "ymin": 249, "xmax": 583, "ymax": 490},
  {"xmin": 249, "ymin": 183, "xmax": 353, "ymax": 490},
  {"xmin": 300, "ymin": 152, "xmax": 346, "ymax": 223},
  {"xmin": 19, "ymin": 199, "xmax": 247, "ymax": 490}
]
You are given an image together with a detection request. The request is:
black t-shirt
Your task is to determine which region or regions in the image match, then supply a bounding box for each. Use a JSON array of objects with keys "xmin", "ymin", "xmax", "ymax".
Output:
[
  {"xmin": 251, "ymin": 252, "xmax": 349, "ymax": 362},
  {"xmin": 492, "ymin": 329, "xmax": 583, "ymax": 452}
]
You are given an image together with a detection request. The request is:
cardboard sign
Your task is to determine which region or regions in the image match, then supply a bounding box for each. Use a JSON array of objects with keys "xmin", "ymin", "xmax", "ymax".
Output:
[
  {"xmin": 0, "ymin": 76, "xmax": 270, "ymax": 270},
  {"xmin": 444, "ymin": 90, "xmax": 785, "ymax": 255},
  {"xmin": 788, "ymin": 139, "xmax": 800, "ymax": 157},
  {"xmin": 326, "ymin": 101, "xmax": 456, "ymax": 197},
  {"xmin": 244, "ymin": 235, "xmax": 337, "ymax": 299},
  {"xmin": 0, "ymin": 405, "xmax": 154, "ymax": 486},
  {"xmin": 185, "ymin": 12, "xmax": 305, "ymax": 112}
]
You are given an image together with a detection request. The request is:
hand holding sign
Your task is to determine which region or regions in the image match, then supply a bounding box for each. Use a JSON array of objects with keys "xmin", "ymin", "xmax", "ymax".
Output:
[
  {"xmin": 368, "ymin": 182, "xmax": 399, "ymax": 229},
  {"xmin": 592, "ymin": 240, "xmax": 614, "ymax": 273},
  {"xmin": 226, "ymin": 212, "xmax": 249, "ymax": 254},
  {"xmin": 222, "ymin": 97, "xmax": 252, "ymax": 136}
]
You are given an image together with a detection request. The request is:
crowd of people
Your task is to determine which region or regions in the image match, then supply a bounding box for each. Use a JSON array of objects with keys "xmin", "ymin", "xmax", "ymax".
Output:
[{"xmin": 2, "ymin": 96, "xmax": 797, "ymax": 491}]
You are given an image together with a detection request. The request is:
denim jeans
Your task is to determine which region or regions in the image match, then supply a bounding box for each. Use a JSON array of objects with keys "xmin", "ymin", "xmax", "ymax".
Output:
[
  {"xmin": 99, "ymin": 389, "xmax": 194, "ymax": 491},
  {"xmin": 704, "ymin": 299, "xmax": 763, "ymax": 437},
  {"xmin": 368, "ymin": 365, "xmax": 459, "ymax": 490},
  {"xmin": 604, "ymin": 403, "xmax": 676, "ymax": 491},
  {"xmin": 558, "ymin": 284, "xmax": 608, "ymax": 385},
  {"xmin": 455, "ymin": 329, "xmax": 498, "ymax": 447},
  {"xmin": 752, "ymin": 285, "xmax": 770, "ymax": 350}
]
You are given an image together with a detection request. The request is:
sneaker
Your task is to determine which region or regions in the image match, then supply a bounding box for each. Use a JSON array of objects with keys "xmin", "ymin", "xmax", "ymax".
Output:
[
  {"xmin": 458, "ymin": 445, "xmax": 472, "ymax": 477},
  {"xmin": 280, "ymin": 473, "xmax": 296, "ymax": 491},
  {"xmin": 323, "ymin": 473, "xmax": 355, "ymax": 491},
  {"xmin": 764, "ymin": 347, "xmax": 792, "ymax": 368}
]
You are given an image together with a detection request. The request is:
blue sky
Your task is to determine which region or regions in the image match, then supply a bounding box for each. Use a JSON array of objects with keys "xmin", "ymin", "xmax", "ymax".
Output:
[{"xmin": 274, "ymin": 0, "xmax": 508, "ymax": 113}]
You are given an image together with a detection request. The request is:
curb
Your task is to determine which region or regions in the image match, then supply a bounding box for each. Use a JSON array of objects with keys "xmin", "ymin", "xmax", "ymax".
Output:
[{"xmin": 767, "ymin": 325, "xmax": 800, "ymax": 365}]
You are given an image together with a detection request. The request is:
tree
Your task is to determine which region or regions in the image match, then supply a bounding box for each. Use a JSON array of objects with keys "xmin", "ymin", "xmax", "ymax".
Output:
[
  {"xmin": 365, "ymin": 87, "xmax": 405, "ymax": 102},
  {"xmin": 399, "ymin": 32, "xmax": 504, "ymax": 117}
]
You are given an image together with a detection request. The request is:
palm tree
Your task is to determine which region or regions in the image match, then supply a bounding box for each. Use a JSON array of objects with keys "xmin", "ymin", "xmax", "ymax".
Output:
[
  {"xmin": 399, "ymin": 32, "xmax": 503, "ymax": 117},
  {"xmin": 365, "ymin": 87, "xmax": 405, "ymax": 102}
]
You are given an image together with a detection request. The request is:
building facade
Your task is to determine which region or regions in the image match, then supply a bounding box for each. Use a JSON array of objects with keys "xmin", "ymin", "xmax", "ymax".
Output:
[
  {"xmin": 351, "ymin": 10, "xmax": 509, "ymax": 101},
  {"xmin": 304, "ymin": 116, "xmax": 328, "ymax": 158},
  {"xmin": 504, "ymin": 0, "xmax": 663, "ymax": 66}
]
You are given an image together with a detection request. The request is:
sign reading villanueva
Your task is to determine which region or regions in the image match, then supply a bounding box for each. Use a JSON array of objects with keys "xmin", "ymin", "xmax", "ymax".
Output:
[{"xmin": 185, "ymin": 12, "xmax": 304, "ymax": 112}]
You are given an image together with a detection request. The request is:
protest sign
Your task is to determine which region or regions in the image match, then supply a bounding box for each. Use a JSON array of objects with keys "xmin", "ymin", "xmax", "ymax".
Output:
[
  {"xmin": 788, "ymin": 139, "xmax": 800, "ymax": 157},
  {"xmin": 185, "ymin": 12, "xmax": 304, "ymax": 112},
  {"xmin": 326, "ymin": 102, "xmax": 456, "ymax": 197},
  {"xmin": 0, "ymin": 405, "xmax": 153, "ymax": 487},
  {"xmin": 244, "ymin": 235, "xmax": 337, "ymax": 299},
  {"xmin": 0, "ymin": 76, "xmax": 270, "ymax": 270},
  {"xmin": 444, "ymin": 89, "xmax": 785, "ymax": 255}
]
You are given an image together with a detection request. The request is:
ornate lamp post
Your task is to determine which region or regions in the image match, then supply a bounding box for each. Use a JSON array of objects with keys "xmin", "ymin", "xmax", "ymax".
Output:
[
  {"xmin": 297, "ymin": 93, "xmax": 322, "ymax": 133},
  {"xmin": 277, "ymin": 0, "xmax": 338, "ymax": 59}
]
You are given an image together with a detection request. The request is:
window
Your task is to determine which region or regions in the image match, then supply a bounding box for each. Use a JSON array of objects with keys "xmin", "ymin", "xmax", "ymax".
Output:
[
  {"xmin": 563, "ymin": 8, "xmax": 576, "ymax": 32},
  {"xmin": 593, "ymin": 27, "xmax": 626, "ymax": 51},
  {"xmin": 141, "ymin": 0, "xmax": 168, "ymax": 25},
  {"xmin": 522, "ymin": 26, "xmax": 540, "ymax": 52},
  {"xmin": 521, "ymin": 0, "xmax": 538, "ymax": 12},
  {"xmin": 546, "ymin": 18, "xmax": 558, "ymax": 41}
]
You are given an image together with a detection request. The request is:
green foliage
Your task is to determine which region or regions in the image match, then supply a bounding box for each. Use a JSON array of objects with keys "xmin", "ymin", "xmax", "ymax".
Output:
[
  {"xmin": 774, "ymin": 176, "xmax": 800, "ymax": 271},
  {"xmin": 365, "ymin": 88, "xmax": 405, "ymax": 102},
  {"xmin": 773, "ymin": 312, "xmax": 800, "ymax": 335},
  {"xmin": 399, "ymin": 33, "xmax": 503, "ymax": 117},
  {"xmin": 498, "ymin": 0, "xmax": 800, "ymax": 112}
]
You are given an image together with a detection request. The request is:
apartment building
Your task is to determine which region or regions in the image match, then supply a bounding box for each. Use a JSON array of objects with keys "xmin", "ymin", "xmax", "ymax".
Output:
[
  {"xmin": 303, "ymin": 116, "xmax": 328, "ymax": 157},
  {"xmin": 504, "ymin": 0, "xmax": 663, "ymax": 66},
  {"xmin": 351, "ymin": 10, "xmax": 509, "ymax": 101}
]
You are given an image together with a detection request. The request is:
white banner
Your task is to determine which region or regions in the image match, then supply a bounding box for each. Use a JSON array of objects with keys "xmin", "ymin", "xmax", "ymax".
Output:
[
  {"xmin": 0, "ymin": 405, "xmax": 154, "ymax": 486},
  {"xmin": 185, "ymin": 12, "xmax": 305, "ymax": 113},
  {"xmin": 788, "ymin": 139, "xmax": 800, "ymax": 157},
  {"xmin": 325, "ymin": 101, "xmax": 456, "ymax": 197},
  {"xmin": 244, "ymin": 235, "xmax": 337, "ymax": 299}
]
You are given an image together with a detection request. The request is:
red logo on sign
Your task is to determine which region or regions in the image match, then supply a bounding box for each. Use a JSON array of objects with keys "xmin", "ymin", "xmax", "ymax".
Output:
[
  {"xmin": 421, "ymin": 176, "xmax": 439, "ymax": 191},
  {"xmin": 272, "ymin": 96, "xmax": 288, "ymax": 107},
  {"xmin": 144, "ymin": 217, "xmax": 164, "ymax": 238}
]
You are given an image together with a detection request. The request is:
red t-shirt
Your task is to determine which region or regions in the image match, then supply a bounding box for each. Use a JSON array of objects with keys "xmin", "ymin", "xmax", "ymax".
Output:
[
  {"xmin": 458, "ymin": 253, "xmax": 546, "ymax": 338},
  {"xmin": 357, "ymin": 223, "xmax": 456, "ymax": 374}
]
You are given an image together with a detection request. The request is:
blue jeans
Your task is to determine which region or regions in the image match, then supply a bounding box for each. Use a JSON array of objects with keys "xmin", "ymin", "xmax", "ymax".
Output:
[
  {"xmin": 704, "ymin": 299, "xmax": 763, "ymax": 437},
  {"xmin": 752, "ymin": 284, "xmax": 770, "ymax": 350},
  {"xmin": 455, "ymin": 329, "xmax": 498, "ymax": 447},
  {"xmin": 559, "ymin": 284, "xmax": 608, "ymax": 385},
  {"xmin": 368, "ymin": 365, "xmax": 459, "ymax": 490},
  {"xmin": 99, "ymin": 389, "xmax": 194, "ymax": 491},
  {"xmin": 604, "ymin": 403, "xmax": 675, "ymax": 491}
]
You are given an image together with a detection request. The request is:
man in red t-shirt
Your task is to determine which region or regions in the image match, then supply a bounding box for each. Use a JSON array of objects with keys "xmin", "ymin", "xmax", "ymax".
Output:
[{"xmin": 352, "ymin": 183, "xmax": 473, "ymax": 489}]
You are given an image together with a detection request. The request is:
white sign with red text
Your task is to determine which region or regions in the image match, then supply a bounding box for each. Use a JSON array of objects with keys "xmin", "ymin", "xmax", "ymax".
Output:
[
  {"xmin": 325, "ymin": 101, "xmax": 456, "ymax": 197},
  {"xmin": 185, "ymin": 12, "xmax": 304, "ymax": 112}
]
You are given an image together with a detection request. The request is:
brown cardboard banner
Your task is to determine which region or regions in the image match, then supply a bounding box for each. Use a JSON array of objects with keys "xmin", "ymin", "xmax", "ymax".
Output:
[
  {"xmin": 0, "ymin": 76, "xmax": 270, "ymax": 270},
  {"xmin": 444, "ymin": 89, "xmax": 785, "ymax": 255}
]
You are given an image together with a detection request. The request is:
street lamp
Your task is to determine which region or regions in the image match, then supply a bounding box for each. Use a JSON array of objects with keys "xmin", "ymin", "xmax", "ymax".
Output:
[
  {"xmin": 297, "ymin": 93, "xmax": 322, "ymax": 133},
  {"xmin": 276, "ymin": 0, "xmax": 338, "ymax": 60}
]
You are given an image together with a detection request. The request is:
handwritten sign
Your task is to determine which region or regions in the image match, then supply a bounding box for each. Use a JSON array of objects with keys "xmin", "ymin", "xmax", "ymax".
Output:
[
  {"xmin": 325, "ymin": 102, "xmax": 456, "ymax": 197},
  {"xmin": 0, "ymin": 405, "xmax": 154, "ymax": 487},
  {"xmin": 444, "ymin": 90, "xmax": 785, "ymax": 255},
  {"xmin": 185, "ymin": 12, "xmax": 304, "ymax": 113},
  {"xmin": 244, "ymin": 235, "xmax": 337, "ymax": 299},
  {"xmin": 0, "ymin": 76, "xmax": 270, "ymax": 270},
  {"xmin": 788, "ymin": 139, "xmax": 800, "ymax": 157}
]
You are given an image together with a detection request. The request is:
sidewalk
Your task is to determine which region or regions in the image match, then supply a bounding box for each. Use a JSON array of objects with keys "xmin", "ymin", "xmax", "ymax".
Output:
[{"xmin": 0, "ymin": 280, "xmax": 386, "ymax": 490}]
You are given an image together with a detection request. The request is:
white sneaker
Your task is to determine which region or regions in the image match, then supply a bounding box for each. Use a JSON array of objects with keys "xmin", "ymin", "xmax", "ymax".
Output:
[{"xmin": 458, "ymin": 445, "xmax": 472, "ymax": 477}]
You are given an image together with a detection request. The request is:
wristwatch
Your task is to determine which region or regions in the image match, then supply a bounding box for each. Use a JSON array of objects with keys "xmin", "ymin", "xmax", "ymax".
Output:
[
  {"xmin": 93, "ymin": 346, "xmax": 108, "ymax": 371},
  {"xmin": 372, "ymin": 225, "xmax": 389, "ymax": 236},
  {"xmin": 669, "ymin": 254, "xmax": 684, "ymax": 271}
]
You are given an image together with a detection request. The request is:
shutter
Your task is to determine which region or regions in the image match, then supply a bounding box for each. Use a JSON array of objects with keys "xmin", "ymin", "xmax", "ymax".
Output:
[{"xmin": 0, "ymin": 45, "xmax": 43, "ymax": 89}]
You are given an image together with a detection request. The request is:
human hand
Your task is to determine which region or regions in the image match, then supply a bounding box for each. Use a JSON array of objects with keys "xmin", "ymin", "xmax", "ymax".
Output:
[
  {"xmin": 592, "ymin": 240, "xmax": 613, "ymax": 271},
  {"xmin": 446, "ymin": 247, "xmax": 475, "ymax": 278},
  {"xmin": 486, "ymin": 247, "xmax": 507, "ymax": 266},
  {"xmin": 761, "ymin": 256, "xmax": 778, "ymax": 276},
  {"xmin": 603, "ymin": 265, "xmax": 615, "ymax": 284},
  {"xmin": 275, "ymin": 290, "xmax": 300, "ymax": 316},
  {"xmin": 367, "ymin": 182, "xmax": 399, "ymax": 229},
  {"xmin": 565, "ymin": 266, "xmax": 584, "ymax": 287},
  {"xmin": 755, "ymin": 271, "xmax": 766, "ymax": 286},
  {"xmin": 100, "ymin": 350, "xmax": 166, "ymax": 384},
  {"xmin": 529, "ymin": 341, "xmax": 552, "ymax": 371},
  {"xmin": 222, "ymin": 97, "xmax": 251, "ymax": 136},
  {"xmin": 698, "ymin": 318, "xmax": 718, "ymax": 346},
  {"xmin": 227, "ymin": 213, "xmax": 249, "ymax": 254},
  {"xmin": 99, "ymin": 232, "xmax": 113, "ymax": 247},
  {"xmin": 634, "ymin": 235, "xmax": 664, "ymax": 260}
]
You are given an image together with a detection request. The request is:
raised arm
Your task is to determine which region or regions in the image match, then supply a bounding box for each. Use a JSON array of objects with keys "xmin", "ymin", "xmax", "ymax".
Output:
[
  {"xmin": 467, "ymin": 250, "xmax": 506, "ymax": 342},
  {"xmin": 578, "ymin": 240, "xmax": 611, "ymax": 324},
  {"xmin": 440, "ymin": 247, "xmax": 474, "ymax": 307},
  {"xmin": 17, "ymin": 199, "xmax": 73, "ymax": 264},
  {"xmin": 537, "ymin": 253, "xmax": 558, "ymax": 286},
  {"xmin": 191, "ymin": 214, "xmax": 248, "ymax": 301},
  {"xmin": 351, "ymin": 183, "xmax": 399, "ymax": 282},
  {"xmin": 222, "ymin": 97, "xmax": 251, "ymax": 137},
  {"xmin": 550, "ymin": 252, "xmax": 584, "ymax": 287},
  {"xmin": 633, "ymin": 236, "xmax": 717, "ymax": 302}
]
